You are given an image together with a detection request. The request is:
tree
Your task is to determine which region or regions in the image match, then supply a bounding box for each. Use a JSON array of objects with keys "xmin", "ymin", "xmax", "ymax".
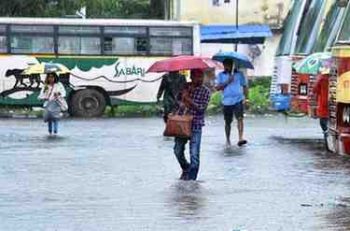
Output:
[
  {"xmin": 85, "ymin": 0, "xmax": 150, "ymax": 18},
  {"xmin": 0, "ymin": 0, "xmax": 165, "ymax": 19},
  {"xmin": 0, "ymin": 0, "xmax": 84, "ymax": 17},
  {"xmin": 150, "ymin": 0, "xmax": 165, "ymax": 19}
]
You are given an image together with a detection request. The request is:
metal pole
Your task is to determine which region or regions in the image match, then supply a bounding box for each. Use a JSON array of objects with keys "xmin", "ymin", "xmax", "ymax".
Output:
[{"xmin": 235, "ymin": 0, "xmax": 239, "ymax": 51}]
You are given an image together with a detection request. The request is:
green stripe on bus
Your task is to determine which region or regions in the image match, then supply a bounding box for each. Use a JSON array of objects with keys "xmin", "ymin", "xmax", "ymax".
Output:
[{"xmin": 37, "ymin": 57, "xmax": 118, "ymax": 72}]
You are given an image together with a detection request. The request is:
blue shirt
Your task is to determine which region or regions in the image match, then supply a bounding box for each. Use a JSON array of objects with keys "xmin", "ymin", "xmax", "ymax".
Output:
[{"xmin": 216, "ymin": 71, "xmax": 247, "ymax": 106}]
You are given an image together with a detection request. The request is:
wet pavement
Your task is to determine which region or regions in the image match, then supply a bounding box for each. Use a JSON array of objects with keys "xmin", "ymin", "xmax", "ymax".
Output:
[{"xmin": 1, "ymin": 115, "xmax": 350, "ymax": 231}]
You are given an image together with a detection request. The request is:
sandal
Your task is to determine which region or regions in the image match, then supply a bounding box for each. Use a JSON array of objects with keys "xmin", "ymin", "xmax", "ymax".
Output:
[{"xmin": 237, "ymin": 140, "xmax": 247, "ymax": 147}]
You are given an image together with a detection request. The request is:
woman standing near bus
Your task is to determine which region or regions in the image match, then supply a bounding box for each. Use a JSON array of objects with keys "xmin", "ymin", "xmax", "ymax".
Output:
[{"xmin": 38, "ymin": 73, "xmax": 66, "ymax": 135}]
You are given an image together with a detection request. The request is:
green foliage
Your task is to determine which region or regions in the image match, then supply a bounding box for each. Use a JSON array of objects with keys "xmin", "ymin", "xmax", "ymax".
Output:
[
  {"xmin": 86, "ymin": 0, "xmax": 151, "ymax": 18},
  {"xmin": 0, "ymin": 0, "xmax": 84, "ymax": 17},
  {"xmin": 0, "ymin": 0, "xmax": 164, "ymax": 18},
  {"xmin": 248, "ymin": 77, "xmax": 271, "ymax": 113},
  {"xmin": 206, "ymin": 91, "xmax": 222, "ymax": 114},
  {"xmin": 105, "ymin": 104, "xmax": 160, "ymax": 117},
  {"xmin": 248, "ymin": 76, "xmax": 271, "ymax": 89}
]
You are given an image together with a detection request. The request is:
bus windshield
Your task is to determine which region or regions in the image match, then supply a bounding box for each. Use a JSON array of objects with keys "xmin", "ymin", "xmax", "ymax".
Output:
[
  {"xmin": 276, "ymin": 0, "xmax": 306, "ymax": 56},
  {"xmin": 337, "ymin": 2, "xmax": 350, "ymax": 43},
  {"xmin": 295, "ymin": 0, "xmax": 327, "ymax": 55},
  {"xmin": 313, "ymin": 2, "xmax": 346, "ymax": 52}
]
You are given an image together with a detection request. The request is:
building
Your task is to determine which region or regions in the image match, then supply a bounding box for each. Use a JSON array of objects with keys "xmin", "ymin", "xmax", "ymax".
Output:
[{"xmin": 168, "ymin": 0, "xmax": 292, "ymax": 77}]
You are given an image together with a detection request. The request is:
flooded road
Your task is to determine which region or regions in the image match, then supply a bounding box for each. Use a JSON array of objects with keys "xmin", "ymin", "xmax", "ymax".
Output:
[{"xmin": 1, "ymin": 115, "xmax": 350, "ymax": 231}]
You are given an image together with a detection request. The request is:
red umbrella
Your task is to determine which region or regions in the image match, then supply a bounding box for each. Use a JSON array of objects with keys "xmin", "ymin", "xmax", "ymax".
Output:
[{"xmin": 147, "ymin": 55, "xmax": 221, "ymax": 73}]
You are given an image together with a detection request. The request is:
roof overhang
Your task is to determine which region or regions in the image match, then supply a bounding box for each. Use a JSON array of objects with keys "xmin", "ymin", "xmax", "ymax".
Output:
[{"xmin": 200, "ymin": 24, "xmax": 273, "ymax": 44}]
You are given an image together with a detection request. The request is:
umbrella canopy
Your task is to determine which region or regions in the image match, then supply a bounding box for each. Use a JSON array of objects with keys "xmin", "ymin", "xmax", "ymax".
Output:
[
  {"xmin": 212, "ymin": 51, "xmax": 254, "ymax": 69},
  {"xmin": 147, "ymin": 55, "xmax": 220, "ymax": 73},
  {"xmin": 22, "ymin": 62, "xmax": 70, "ymax": 75},
  {"xmin": 293, "ymin": 52, "xmax": 332, "ymax": 75}
]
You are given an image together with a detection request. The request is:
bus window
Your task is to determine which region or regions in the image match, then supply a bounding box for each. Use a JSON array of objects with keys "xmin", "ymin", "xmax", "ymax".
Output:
[
  {"xmin": 0, "ymin": 25, "xmax": 6, "ymax": 33},
  {"xmin": 295, "ymin": 0, "xmax": 327, "ymax": 54},
  {"xmin": 276, "ymin": 0, "xmax": 306, "ymax": 56},
  {"xmin": 11, "ymin": 35, "xmax": 54, "ymax": 54},
  {"xmin": 313, "ymin": 3, "xmax": 345, "ymax": 52},
  {"xmin": 103, "ymin": 36, "xmax": 147, "ymax": 55},
  {"xmin": 0, "ymin": 36, "xmax": 6, "ymax": 53},
  {"xmin": 149, "ymin": 27, "xmax": 192, "ymax": 37},
  {"xmin": 11, "ymin": 25, "xmax": 54, "ymax": 33},
  {"xmin": 59, "ymin": 26, "xmax": 100, "ymax": 34},
  {"xmin": 103, "ymin": 26, "xmax": 147, "ymax": 55},
  {"xmin": 10, "ymin": 25, "xmax": 54, "ymax": 54},
  {"xmin": 58, "ymin": 26, "xmax": 101, "ymax": 55},
  {"xmin": 104, "ymin": 26, "xmax": 147, "ymax": 35},
  {"xmin": 0, "ymin": 25, "xmax": 6, "ymax": 53},
  {"xmin": 58, "ymin": 36, "xmax": 101, "ymax": 55},
  {"xmin": 338, "ymin": 3, "xmax": 350, "ymax": 42},
  {"xmin": 149, "ymin": 27, "xmax": 192, "ymax": 55},
  {"xmin": 150, "ymin": 37, "xmax": 192, "ymax": 55}
]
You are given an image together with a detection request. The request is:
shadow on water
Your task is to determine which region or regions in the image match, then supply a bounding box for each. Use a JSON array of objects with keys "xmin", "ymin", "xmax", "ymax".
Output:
[
  {"xmin": 323, "ymin": 196, "xmax": 350, "ymax": 231},
  {"xmin": 45, "ymin": 135, "xmax": 67, "ymax": 142},
  {"xmin": 271, "ymin": 135, "xmax": 325, "ymax": 151},
  {"xmin": 222, "ymin": 145, "xmax": 247, "ymax": 157},
  {"xmin": 271, "ymin": 136, "xmax": 350, "ymax": 230},
  {"xmin": 167, "ymin": 181, "xmax": 206, "ymax": 219}
]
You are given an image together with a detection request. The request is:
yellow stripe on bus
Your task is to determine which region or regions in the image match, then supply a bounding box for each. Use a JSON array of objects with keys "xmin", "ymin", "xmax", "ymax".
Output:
[{"xmin": 332, "ymin": 46, "xmax": 350, "ymax": 58}]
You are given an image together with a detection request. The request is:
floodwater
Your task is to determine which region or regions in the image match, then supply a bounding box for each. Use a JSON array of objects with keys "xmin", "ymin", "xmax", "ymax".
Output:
[{"xmin": 1, "ymin": 115, "xmax": 350, "ymax": 231}]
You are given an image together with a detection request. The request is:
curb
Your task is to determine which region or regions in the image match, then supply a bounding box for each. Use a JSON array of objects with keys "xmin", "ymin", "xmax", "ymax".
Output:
[{"xmin": 0, "ymin": 113, "xmax": 40, "ymax": 119}]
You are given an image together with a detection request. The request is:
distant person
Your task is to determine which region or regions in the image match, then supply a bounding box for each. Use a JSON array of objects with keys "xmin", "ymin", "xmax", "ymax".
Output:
[
  {"xmin": 216, "ymin": 59, "xmax": 249, "ymax": 148},
  {"xmin": 312, "ymin": 73, "xmax": 329, "ymax": 142},
  {"xmin": 174, "ymin": 69, "xmax": 211, "ymax": 181},
  {"xmin": 157, "ymin": 71, "xmax": 186, "ymax": 123},
  {"xmin": 38, "ymin": 73, "xmax": 66, "ymax": 135}
]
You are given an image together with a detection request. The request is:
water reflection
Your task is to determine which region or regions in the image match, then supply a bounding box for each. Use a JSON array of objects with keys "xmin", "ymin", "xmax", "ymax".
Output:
[
  {"xmin": 2, "ymin": 116, "xmax": 350, "ymax": 230},
  {"xmin": 324, "ymin": 196, "xmax": 350, "ymax": 230},
  {"xmin": 168, "ymin": 181, "xmax": 206, "ymax": 219}
]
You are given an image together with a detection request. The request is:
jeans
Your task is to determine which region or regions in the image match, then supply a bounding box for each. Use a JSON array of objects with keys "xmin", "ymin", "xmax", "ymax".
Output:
[
  {"xmin": 174, "ymin": 130, "xmax": 202, "ymax": 180},
  {"xmin": 48, "ymin": 120, "xmax": 58, "ymax": 134}
]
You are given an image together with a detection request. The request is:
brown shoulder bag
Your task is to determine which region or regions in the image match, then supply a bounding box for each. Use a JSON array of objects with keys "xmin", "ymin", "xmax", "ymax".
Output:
[{"xmin": 163, "ymin": 111, "xmax": 193, "ymax": 138}]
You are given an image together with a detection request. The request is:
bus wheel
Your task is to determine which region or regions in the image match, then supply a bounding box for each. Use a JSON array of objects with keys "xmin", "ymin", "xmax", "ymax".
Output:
[{"xmin": 70, "ymin": 89, "xmax": 106, "ymax": 117}]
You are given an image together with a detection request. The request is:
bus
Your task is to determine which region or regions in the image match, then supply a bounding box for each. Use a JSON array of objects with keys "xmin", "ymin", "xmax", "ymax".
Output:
[
  {"xmin": 0, "ymin": 18, "xmax": 200, "ymax": 117},
  {"xmin": 290, "ymin": 0, "xmax": 346, "ymax": 114},
  {"xmin": 270, "ymin": 0, "xmax": 309, "ymax": 110},
  {"xmin": 328, "ymin": 0, "xmax": 350, "ymax": 154}
]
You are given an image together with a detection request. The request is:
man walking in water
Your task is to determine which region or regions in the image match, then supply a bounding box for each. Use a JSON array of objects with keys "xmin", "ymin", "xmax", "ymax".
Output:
[
  {"xmin": 157, "ymin": 71, "xmax": 186, "ymax": 123},
  {"xmin": 216, "ymin": 59, "xmax": 249, "ymax": 148},
  {"xmin": 174, "ymin": 69, "xmax": 211, "ymax": 181}
]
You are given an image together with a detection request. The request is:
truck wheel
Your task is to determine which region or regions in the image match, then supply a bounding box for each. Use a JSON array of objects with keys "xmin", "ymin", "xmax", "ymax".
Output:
[{"xmin": 70, "ymin": 89, "xmax": 106, "ymax": 117}]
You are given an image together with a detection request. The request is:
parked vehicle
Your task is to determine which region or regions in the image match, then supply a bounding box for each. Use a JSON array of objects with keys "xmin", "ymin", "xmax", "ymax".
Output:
[
  {"xmin": 270, "ymin": 0, "xmax": 339, "ymax": 111},
  {"xmin": 290, "ymin": 0, "xmax": 347, "ymax": 114},
  {"xmin": 270, "ymin": 0, "xmax": 311, "ymax": 110},
  {"xmin": 328, "ymin": 1, "xmax": 350, "ymax": 154},
  {"xmin": 0, "ymin": 18, "xmax": 200, "ymax": 117}
]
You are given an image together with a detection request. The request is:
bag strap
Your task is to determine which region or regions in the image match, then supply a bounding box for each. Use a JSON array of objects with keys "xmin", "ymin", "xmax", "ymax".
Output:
[{"xmin": 47, "ymin": 85, "xmax": 55, "ymax": 99}]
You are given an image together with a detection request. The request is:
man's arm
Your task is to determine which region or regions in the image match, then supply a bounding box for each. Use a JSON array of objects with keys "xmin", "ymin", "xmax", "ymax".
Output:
[
  {"xmin": 183, "ymin": 89, "xmax": 210, "ymax": 112},
  {"xmin": 240, "ymin": 73, "xmax": 249, "ymax": 103},
  {"xmin": 215, "ymin": 74, "xmax": 234, "ymax": 91},
  {"xmin": 243, "ymin": 86, "xmax": 249, "ymax": 102},
  {"xmin": 244, "ymin": 86, "xmax": 248, "ymax": 98}
]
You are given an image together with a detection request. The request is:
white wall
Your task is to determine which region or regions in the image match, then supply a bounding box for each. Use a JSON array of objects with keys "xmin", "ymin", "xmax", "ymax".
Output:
[{"xmin": 173, "ymin": 0, "xmax": 291, "ymax": 26}]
